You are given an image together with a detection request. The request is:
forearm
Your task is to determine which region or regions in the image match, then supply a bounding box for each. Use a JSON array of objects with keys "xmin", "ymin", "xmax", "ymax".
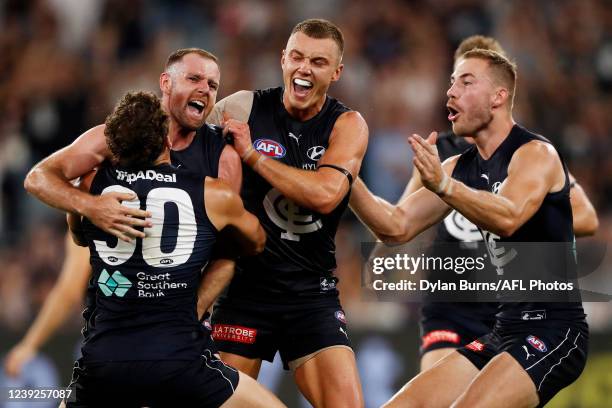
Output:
[
  {"xmin": 570, "ymin": 184, "xmax": 598, "ymax": 237},
  {"xmin": 442, "ymin": 179, "xmax": 517, "ymax": 237},
  {"xmin": 20, "ymin": 286, "xmax": 81, "ymax": 349},
  {"xmin": 349, "ymin": 178, "xmax": 403, "ymax": 240},
  {"xmin": 197, "ymin": 259, "xmax": 236, "ymax": 318},
  {"xmin": 25, "ymin": 164, "xmax": 92, "ymax": 214},
  {"xmin": 250, "ymin": 155, "xmax": 346, "ymax": 214}
]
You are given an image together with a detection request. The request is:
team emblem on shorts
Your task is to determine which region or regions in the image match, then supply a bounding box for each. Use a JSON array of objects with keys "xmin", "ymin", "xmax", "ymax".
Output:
[
  {"xmin": 526, "ymin": 335, "xmax": 547, "ymax": 352},
  {"xmin": 466, "ymin": 340, "xmax": 485, "ymax": 352},
  {"xmin": 335, "ymin": 310, "xmax": 347, "ymax": 324},
  {"xmin": 254, "ymin": 139, "xmax": 286, "ymax": 158}
]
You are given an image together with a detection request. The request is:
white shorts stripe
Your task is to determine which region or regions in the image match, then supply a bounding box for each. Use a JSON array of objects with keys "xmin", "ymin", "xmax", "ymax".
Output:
[
  {"xmin": 202, "ymin": 353, "xmax": 236, "ymax": 393},
  {"xmin": 537, "ymin": 332, "xmax": 581, "ymax": 391}
]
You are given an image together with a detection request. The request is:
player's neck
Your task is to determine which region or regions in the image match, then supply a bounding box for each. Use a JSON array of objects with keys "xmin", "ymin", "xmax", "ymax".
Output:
[
  {"xmin": 282, "ymin": 92, "xmax": 326, "ymax": 122},
  {"xmin": 153, "ymin": 150, "xmax": 171, "ymax": 166},
  {"xmin": 167, "ymin": 120, "xmax": 197, "ymax": 151},
  {"xmin": 473, "ymin": 115, "xmax": 515, "ymax": 160}
]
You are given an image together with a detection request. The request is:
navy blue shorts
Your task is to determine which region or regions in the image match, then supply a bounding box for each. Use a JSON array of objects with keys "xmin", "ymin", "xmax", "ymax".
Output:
[
  {"xmin": 66, "ymin": 338, "xmax": 239, "ymax": 407},
  {"xmin": 211, "ymin": 296, "xmax": 351, "ymax": 370},
  {"xmin": 420, "ymin": 302, "xmax": 497, "ymax": 355},
  {"xmin": 457, "ymin": 321, "xmax": 588, "ymax": 407}
]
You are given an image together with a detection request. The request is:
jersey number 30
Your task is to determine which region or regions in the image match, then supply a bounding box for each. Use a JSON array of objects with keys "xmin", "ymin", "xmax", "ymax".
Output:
[{"xmin": 93, "ymin": 185, "xmax": 196, "ymax": 268}]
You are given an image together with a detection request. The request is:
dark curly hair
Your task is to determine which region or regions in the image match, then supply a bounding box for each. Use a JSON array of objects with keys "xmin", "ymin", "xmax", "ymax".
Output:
[{"xmin": 104, "ymin": 91, "xmax": 169, "ymax": 169}]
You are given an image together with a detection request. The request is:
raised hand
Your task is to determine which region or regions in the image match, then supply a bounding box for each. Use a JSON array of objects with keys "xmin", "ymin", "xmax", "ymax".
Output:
[{"xmin": 408, "ymin": 132, "xmax": 450, "ymax": 195}]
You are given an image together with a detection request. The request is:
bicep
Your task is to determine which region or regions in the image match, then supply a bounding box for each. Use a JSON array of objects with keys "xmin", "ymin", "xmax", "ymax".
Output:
[
  {"xmin": 218, "ymin": 146, "xmax": 242, "ymax": 193},
  {"xmin": 44, "ymin": 125, "xmax": 109, "ymax": 180},
  {"xmin": 318, "ymin": 111, "xmax": 368, "ymax": 179},
  {"xmin": 497, "ymin": 143, "xmax": 561, "ymax": 223},
  {"xmin": 208, "ymin": 91, "xmax": 253, "ymax": 125}
]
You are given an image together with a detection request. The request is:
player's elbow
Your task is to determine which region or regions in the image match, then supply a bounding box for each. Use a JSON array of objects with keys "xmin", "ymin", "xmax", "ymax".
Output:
[
  {"xmin": 575, "ymin": 212, "xmax": 599, "ymax": 237},
  {"xmin": 244, "ymin": 227, "xmax": 266, "ymax": 256},
  {"xmin": 309, "ymin": 186, "xmax": 346, "ymax": 215},
  {"xmin": 24, "ymin": 166, "xmax": 40, "ymax": 196},
  {"xmin": 495, "ymin": 217, "xmax": 518, "ymax": 238}
]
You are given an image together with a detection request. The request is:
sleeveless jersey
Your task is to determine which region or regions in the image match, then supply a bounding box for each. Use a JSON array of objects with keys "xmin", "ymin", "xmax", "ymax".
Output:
[
  {"xmin": 422, "ymin": 131, "xmax": 498, "ymax": 320},
  {"xmin": 224, "ymin": 87, "xmax": 351, "ymax": 301},
  {"xmin": 451, "ymin": 124, "xmax": 585, "ymax": 324},
  {"xmin": 170, "ymin": 124, "xmax": 225, "ymax": 178},
  {"xmin": 81, "ymin": 163, "xmax": 217, "ymax": 362},
  {"xmin": 81, "ymin": 125, "xmax": 225, "ymax": 348}
]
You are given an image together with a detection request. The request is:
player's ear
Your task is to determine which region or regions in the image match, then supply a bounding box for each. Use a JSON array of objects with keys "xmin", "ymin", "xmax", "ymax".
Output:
[
  {"xmin": 164, "ymin": 134, "xmax": 172, "ymax": 150},
  {"xmin": 331, "ymin": 63, "xmax": 344, "ymax": 82},
  {"xmin": 160, "ymin": 72, "xmax": 172, "ymax": 95},
  {"xmin": 491, "ymin": 87, "xmax": 508, "ymax": 109},
  {"xmin": 281, "ymin": 49, "xmax": 286, "ymax": 67}
]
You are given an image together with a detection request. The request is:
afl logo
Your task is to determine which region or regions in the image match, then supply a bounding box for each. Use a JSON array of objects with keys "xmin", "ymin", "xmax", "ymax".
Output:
[
  {"xmin": 307, "ymin": 146, "xmax": 326, "ymax": 161},
  {"xmin": 335, "ymin": 310, "xmax": 347, "ymax": 324},
  {"xmin": 526, "ymin": 335, "xmax": 547, "ymax": 352},
  {"xmin": 160, "ymin": 258, "xmax": 174, "ymax": 265},
  {"xmin": 254, "ymin": 139, "xmax": 286, "ymax": 158}
]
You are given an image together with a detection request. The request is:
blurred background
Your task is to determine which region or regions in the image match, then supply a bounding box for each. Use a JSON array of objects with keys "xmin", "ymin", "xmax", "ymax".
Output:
[{"xmin": 0, "ymin": 0, "xmax": 610, "ymax": 406}]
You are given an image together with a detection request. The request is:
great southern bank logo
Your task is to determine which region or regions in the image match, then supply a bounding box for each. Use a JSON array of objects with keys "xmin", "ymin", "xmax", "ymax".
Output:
[
  {"xmin": 254, "ymin": 139, "xmax": 286, "ymax": 158},
  {"xmin": 98, "ymin": 269, "xmax": 132, "ymax": 297}
]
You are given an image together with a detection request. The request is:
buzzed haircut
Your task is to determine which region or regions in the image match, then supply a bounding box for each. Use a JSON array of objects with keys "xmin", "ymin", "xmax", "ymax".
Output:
[
  {"xmin": 105, "ymin": 91, "xmax": 169, "ymax": 169},
  {"xmin": 454, "ymin": 35, "xmax": 506, "ymax": 61},
  {"xmin": 463, "ymin": 49, "xmax": 518, "ymax": 108},
  {"xmin": 291, "ymin": 18, "xmax": 344, "ymax": 59},
  {"xmin": 165, "ymin": 48, "xmax": 218, "ymax": 70}
]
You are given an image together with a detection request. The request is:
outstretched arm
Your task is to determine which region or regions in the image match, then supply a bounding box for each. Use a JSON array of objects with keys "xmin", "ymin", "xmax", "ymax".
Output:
[
  {"xmin": 350, "ymin": 165, "xmax": 453, "ymax": 243},
  {"xmin": 569, "ymin": 173, "xmax": 598, "ymax": 237},
  {"xmin": 4, "ymin": 235, "xmax": 91, "ymax": 377},
  {"xmin": 24, "ymin": 125, "xmax": 150, "ymax": 242},
  {"xmin": 227, "ymin": 110, "xmax": 368, "ymax": 214}
]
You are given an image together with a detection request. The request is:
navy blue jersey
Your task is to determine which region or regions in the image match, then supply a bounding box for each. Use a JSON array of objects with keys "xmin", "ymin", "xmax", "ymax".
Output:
[
  {"xmin": 223, "ymin": 87, "xmax": 351, "ymax": 301},
  {"xmin": 81, "ymin": 163, "xmax": 217, "ymax": 362},
  {"xmin": 423, "ymin": 132, "xmax": 498, "ymax": 320},
  {"xmin": 435, "ymin": 132, "xmax": 482, "ymax": 243},
  {"xmin": 81, "ymin": 125, "xmax": 225, "ymax": 352},
  {"xmin": 170, "ymin": 124, "xmax": 225, "ymax": 178},
  {"xmin": 452, "ymin": 124, "xmax": 585, "ymax": 323}
]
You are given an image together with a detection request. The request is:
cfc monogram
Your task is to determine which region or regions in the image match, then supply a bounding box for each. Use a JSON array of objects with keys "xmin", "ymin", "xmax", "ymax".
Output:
[{"xmin": 263, "ymin": 188, "xmax": 323, "ymax": 241}]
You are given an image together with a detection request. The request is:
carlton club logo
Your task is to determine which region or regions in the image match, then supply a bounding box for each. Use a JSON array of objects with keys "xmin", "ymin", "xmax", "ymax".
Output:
[
  {"xmin": 263, "ymin": 188, "xmax": 323, "ymax": 241},
  {"xmin": 443, "ymin": 210, "xmax": 481, "ymax": 242},
  {"xmin": 254, "ymin": 139, "xmax": 286, "ymax": 158}
]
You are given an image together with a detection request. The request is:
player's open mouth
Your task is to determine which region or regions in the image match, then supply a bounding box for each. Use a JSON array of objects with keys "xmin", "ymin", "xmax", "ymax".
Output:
[
  {"xmin": 187, "ymin": 99, "xmax": 206, "ymax": 116},
  {"xmin": 293, "ymin": 78, "xmax": 313, "ymax": 98},
  {"xmin": 447, "ymin": 105, "xmax": 460, "ymax": 122}
]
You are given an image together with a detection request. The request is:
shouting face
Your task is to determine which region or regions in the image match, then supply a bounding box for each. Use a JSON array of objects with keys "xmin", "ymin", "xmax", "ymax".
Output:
[
  {"xmin": 446, "ymin": 57, "xmax": 498, "ymax": 137},
  {"xmin": 281, "ymin": 32, "xmax": 343, "ymax": 120},
  {"xmin": 160, "ymin": 53, "xmax": 220, "ymax": 131}
]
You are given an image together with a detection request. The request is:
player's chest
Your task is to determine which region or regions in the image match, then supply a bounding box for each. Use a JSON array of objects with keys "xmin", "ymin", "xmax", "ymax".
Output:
[{"xmin": 248, "ymin": 119, "xmax": 331, "ymax": 171}]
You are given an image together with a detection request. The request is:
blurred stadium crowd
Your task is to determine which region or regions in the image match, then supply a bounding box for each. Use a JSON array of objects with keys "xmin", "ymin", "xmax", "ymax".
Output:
[{"xmin": 0, "ymin": 0, "xmax": 610, "ymax": 393}]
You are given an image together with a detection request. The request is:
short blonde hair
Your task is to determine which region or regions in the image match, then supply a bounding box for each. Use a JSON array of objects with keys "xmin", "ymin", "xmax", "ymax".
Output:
[{"xmin": 463, "ymin": 49, "xmax": 517, "ymax": 108}]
